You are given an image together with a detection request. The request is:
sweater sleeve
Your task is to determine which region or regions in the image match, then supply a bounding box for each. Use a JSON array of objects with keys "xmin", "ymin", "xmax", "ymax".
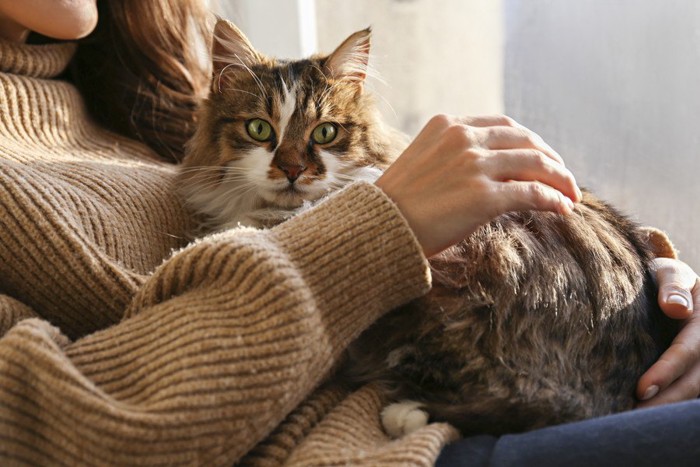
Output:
[{"xmin": 0, "ymin": 182, "xmax": 431, "ymax": 466}]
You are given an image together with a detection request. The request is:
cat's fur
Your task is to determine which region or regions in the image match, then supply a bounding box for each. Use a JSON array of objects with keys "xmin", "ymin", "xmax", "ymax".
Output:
[
  {"xmin": 179, "ymin": 19, "xmax": 676, "ymax": 437},
  {"xmin": 348, "ymin": 197, "xmax": 675, "ymax": 436}
]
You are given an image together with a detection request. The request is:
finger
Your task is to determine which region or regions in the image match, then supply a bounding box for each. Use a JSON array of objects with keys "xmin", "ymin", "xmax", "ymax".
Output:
[
  {"xmin": 637, "ymin": 302, "xmax": 700, "ymax": 401},
  {"xmin": 637, "ymin": 360, "xmax": 700, "ymax": 408},
  {"xmin": 476, "ymin": 125, "xmax": 566, "ymax": 168},
  {"xmin": 637, "ymin": 338, "xmax": 696, "ymax": 401},
  {"xmin": 456, "ymin": 116, "xmax": 563, "ymax": 165},
  {"xmin": 656, "ymin": 262, "xmax": 698, "ymax": 319},
  {"xmin": 514, "ymin": 127, "xmax": 564, "ymax": 170},
  {"xmin": 498, "ymin": 181, "xmax": 575, "ymax": 216},
  {"xmin": 485, "ymin": 149, "xmax": 580, "ymax": 203},
  {"xmin": 458, "ymin": 114, "xmax": 520, "ymax": 128}
]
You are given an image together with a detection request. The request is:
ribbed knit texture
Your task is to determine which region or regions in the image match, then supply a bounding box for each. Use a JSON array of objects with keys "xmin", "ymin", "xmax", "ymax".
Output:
[
  {"xmin": 0, "ymin": 39, "xmax": 75, "ymax": 78},
  {"xmin": 0, "ymin": 39, "xmax": 458, "ymax": 465}
]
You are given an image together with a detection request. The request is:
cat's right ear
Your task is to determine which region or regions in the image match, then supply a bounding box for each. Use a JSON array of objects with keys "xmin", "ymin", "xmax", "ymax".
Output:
[
  {"xmin": 211, "ymin": 18, "xmax": 261, "ymax": 92},
  {"xmin": 324, "ymin": 27, "xmax": 372, "ymax": 84}
]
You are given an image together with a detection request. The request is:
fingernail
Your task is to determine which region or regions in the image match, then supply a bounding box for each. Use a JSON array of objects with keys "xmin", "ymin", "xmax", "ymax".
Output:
[
  {"xmin": 576, "ymin": 186, "xmax": 583, "ymax": 201},
  {"xmin": 642, "ymin": 385, "xmax": 659, "ymax": 401},
  {"xmin": 667, "ymin": 293, "xmax": 690, "ymax": 309}
]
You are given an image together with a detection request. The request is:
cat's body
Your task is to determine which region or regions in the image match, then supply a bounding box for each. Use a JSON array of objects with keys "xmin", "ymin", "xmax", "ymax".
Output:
[
  {"xmin": 179, "ymin": 19, "xmax": 675, "ymax": 437},
  {"xmin": 345, "ymin": 196, "xmax": 674, "ymax": 436}
]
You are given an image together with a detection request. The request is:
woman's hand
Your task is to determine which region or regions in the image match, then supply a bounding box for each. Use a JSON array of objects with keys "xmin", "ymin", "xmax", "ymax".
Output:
[
  {"xmin": 376, "ymin": 114, "xmax": 581, "ymax": 257},
  {"xmin": 637, "ymin": 258, "xmax": 700, "ymax": 407}
]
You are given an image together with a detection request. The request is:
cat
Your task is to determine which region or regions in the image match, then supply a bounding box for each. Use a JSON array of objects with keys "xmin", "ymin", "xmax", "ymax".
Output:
[
  {"xmin": 178, "ymin": 18, "xmax": 676, "ymax": 438},
  {"xmin": 180, "ymin": 20, "xmax": 404, "ymax": 231}
]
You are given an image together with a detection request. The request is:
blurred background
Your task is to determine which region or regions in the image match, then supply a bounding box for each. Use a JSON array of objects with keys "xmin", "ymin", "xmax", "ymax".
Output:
[{"xmin": 217, "ymin": 0, "xmax": 699, "ymax": 270}]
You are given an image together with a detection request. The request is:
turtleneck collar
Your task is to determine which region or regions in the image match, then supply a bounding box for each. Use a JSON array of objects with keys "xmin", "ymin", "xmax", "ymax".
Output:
[
  {"xmin": 0, "ymin": 38, "xmax": 76, "ymax": 79},
  {"xmin": 0, "ymin": 37, "xmax": 164, "ymax": 166}
]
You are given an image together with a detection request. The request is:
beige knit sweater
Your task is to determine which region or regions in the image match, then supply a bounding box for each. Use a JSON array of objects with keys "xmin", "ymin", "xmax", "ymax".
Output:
[{"xmin": 0, "ymin": 40, "xmax": 460, "ymax": 465}]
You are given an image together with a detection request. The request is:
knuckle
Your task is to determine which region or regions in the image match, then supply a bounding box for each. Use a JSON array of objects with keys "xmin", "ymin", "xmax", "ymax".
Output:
[
  {"xmin": 530, "ymin": 185, "xmax": 561, "ymax": 211},
  {"xmin": 528, "ymin": 150, "xmax": 549, "ymax": 170},
  {"xmin": 469, "ymin": 174, "xmax": 492, "ymax": 194},
  {"xmin": 672, "ymin": 341, "xmax": 698, "ymax": 363},
  {"xmin": 527, "ymin": 183, "xmax": 548, "ymax": 203},
  {"xmin": 518, "ymin": 128, "xmax": 537, "ymax": 146},
  {"xmin": 446, "ymin": 124, "xmax": 473, "ymax": 146},
  {"xmin": 496, "ymin": 114, "xmax": 518, "ymax": 127},
  {"xmin": 462, "ymin": 148, "xmax": 483, "ymax": 165},
  {"xmin": 428, "ymin": 113, "xmax": 452, "ymax": 129},
  {"xmin": 534, "ymin": 184, "xmax": 549, "ymax": 201},
  {"xmin": 525, "ymin": 134, "xmax": 539, "ymax": 147}
]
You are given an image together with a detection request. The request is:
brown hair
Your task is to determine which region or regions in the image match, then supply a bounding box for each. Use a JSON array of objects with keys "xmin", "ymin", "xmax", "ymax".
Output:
[{"xmin": 69, "ymin": 0, "xmax": 212, "ymax": 162}]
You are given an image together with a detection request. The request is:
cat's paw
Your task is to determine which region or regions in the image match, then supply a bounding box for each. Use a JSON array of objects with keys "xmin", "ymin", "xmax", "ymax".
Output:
[{"xmin": 381, "ymin": 400, "xmax": 429, "ymax": 438}]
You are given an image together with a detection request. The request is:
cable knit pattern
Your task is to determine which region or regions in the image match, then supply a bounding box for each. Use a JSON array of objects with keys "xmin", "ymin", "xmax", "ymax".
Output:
[{"xmin": 0, "ymin": 39, "xmax": 457, "ymax": 466}]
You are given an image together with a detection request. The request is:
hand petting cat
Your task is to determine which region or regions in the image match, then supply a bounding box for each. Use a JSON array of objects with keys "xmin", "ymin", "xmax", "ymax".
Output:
[
  {"xmin": 377, "ymin": 113, "xmax": 700, "ymax": 407},
  {"xmin": 638, "ymin": 258, "xmax": 700, "ymax": 406},
  {"xmin": 375, "ymin": 113, "xmax": 582, "ymax": 257}
]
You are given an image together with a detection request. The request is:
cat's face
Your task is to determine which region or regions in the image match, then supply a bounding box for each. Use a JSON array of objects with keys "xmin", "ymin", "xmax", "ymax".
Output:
[{"xmin": 181, "ymin": 19, "xmax": 403, "ymax": 229}]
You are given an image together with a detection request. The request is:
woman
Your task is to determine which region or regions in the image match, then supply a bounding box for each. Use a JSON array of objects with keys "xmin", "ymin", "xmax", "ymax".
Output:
[{"xmin": 0, "ymin": 0, "xmax": 697, "ymax": 465}]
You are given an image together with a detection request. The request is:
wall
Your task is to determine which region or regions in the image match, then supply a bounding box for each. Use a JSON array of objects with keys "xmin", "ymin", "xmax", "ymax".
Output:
[
  {"xmin": 505, "ymin": 0, "xmax": 700, "ymax": 270},
  {"xmin": 315, "ymin": 0, "xmax": 504, "ymax": 135},
  {"xmin": 216, "ymin": 0, "xmax": 318, "ymax": 58}
]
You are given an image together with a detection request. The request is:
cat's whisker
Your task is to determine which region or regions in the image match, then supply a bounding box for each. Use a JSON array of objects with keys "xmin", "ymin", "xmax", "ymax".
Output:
[
  {"xmin": 223, "ymin": 166, "xmax": 256, "ymax": 173},
  {"xmin": 220, "ymin": 185, "xmax": 260, "ymax": 204},
  {"xmin": 216, "ymin": 63, "xmax": 237, "ymax": 93},
  {"xmin": 219, "ymin": 183, "xmax": 258, "ymax": 199},
  {"xmin": 215, "ymin": 177, "xmax": 253, "ymax": 190},
  {"xmin": 220, "ymin": 181, "xmax": 257, "ymax": 192},
  {"xmin": 219, "ymin": 86, "xmax": 259, "ymax": 99},
  {"xmin": 310, "ymin": 63, "xmax": 326, "ymax": 78},
  {"xmin": 373, "ymin": 90, "xmax": 399, "ymax": 122},
  {"xmin": 186, "ymin": 180, "xmax": 227, "ymax": 192},
  {"xmin": 232, "ymin": 54, "xmax": 268, "ymax": 99},
  {"xmin": 221, "ymin": 171, "xmax": 249, "ymax": 179},
  {"xmin": 223, "ymin": 172, "xmax": 269, "ymax": 186},
  {"xmin": 182, "ymin": 175, "xmax": 224, "ymax": 188},
  {"xmin": 222, "ymin": 168, "xmax": 262, "ymax": 180},
  {"xmin": 178, "ymin": 166, "xmax": 227, "ymax": 175},
  {"xmin": 334, "ymin": 120, "xmax": 349, "ymax": 134},
  {"xmin": 331, "ymin": 170, "xmax": 357, "ymax": 179},
  {"xmin": 222, "ymin": 170, "xmax": 272, "ymax": 186}
]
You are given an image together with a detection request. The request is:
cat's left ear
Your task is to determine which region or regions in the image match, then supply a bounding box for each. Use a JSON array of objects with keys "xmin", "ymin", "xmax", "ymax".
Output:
[
  {"xmin": 324, "ymin": 27, "xmax": 371, "ymax": 84},
  {"xmin": 211, "ymin": 18, "xmax": 262, "ymax": 92}
]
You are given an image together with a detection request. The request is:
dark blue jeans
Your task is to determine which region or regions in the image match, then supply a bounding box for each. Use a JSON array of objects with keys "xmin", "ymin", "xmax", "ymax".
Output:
[{"xmin": 436, "ymin": 399, "xmax": 700, "ymax": 466}]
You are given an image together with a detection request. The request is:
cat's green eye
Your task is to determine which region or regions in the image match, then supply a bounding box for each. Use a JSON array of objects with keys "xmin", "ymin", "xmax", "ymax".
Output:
[
  {"xmin": 311, "ymin": 122, "xmax": 337, "ymax": 145},
  {"xmin": 246, "ymin": 119, "xmax": 273, "ymax": 142}
]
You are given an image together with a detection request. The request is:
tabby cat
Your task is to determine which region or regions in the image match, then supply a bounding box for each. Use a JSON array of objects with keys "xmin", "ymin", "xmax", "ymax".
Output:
[{"xmin": 179, "ymin": 19, "xmax": 676, "ymax": 437}]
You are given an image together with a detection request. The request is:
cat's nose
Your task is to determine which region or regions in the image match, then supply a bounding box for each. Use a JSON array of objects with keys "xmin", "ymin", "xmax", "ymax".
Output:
[{"xmin": 278, "ymin": 164, "xmax": 307, "ymax": 183}]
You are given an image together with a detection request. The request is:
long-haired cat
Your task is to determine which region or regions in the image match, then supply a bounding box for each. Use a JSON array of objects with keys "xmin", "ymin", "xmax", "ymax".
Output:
[
  {"xmin": 180, "ymin": 20, "xmax": 404, "ymax": 230},
  {"xmin": 179, "ymin": 19, "xmax": 676, "ymax": 437}
]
